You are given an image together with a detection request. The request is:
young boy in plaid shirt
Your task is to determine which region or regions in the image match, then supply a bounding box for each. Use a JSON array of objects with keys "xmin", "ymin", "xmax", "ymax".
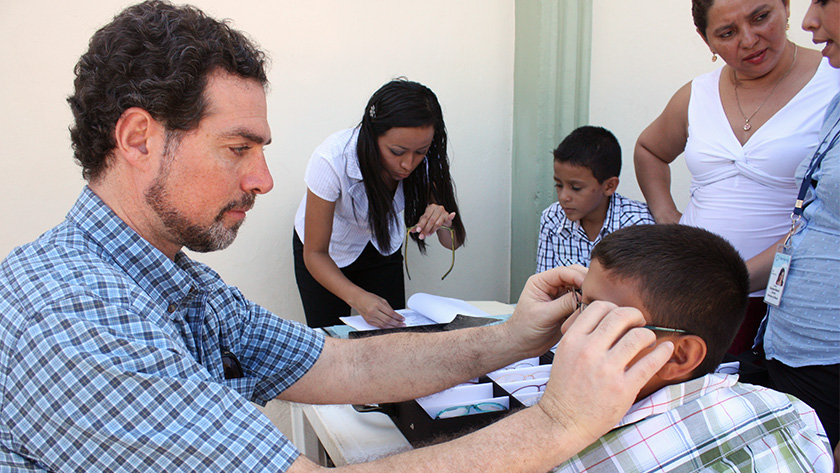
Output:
[{"xmin": 536, "ymin": 126, "xmax": 653, "ymax": 272}]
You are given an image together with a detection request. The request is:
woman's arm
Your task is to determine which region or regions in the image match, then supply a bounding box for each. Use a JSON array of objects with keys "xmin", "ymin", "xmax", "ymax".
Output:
[
  {"xmin": 746, "ymin": 236, "xmax": 786, "ymax": 293},
  {"xmin": 302, "ymin": 190, "xmax": 405, "ymax": 328},
  {"xmin": 634, "ymin": 82, "xmax": 692, "ymax": 224}
]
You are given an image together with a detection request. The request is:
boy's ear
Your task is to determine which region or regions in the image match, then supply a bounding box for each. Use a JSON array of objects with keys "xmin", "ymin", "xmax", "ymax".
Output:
[
  {"xmin": 657, "ymin": 335, "xmax": 706, "ymax": 382},
  {"xmin": 601, "ymin": 176, "xmax": 619, "ymax": 196}
]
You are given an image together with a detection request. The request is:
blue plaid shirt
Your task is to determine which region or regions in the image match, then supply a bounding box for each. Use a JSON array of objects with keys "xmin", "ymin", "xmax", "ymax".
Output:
[{"xmin": 0, "ymin": 187, "xmax": 324, "ymax": 472}]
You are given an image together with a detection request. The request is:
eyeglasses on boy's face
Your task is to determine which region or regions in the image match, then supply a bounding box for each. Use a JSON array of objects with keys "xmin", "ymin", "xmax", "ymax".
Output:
[
  {"xmin": 567, "ymin": 288, "xmax": 688, "ymax": 334},
  {"xmin": 403, "ymin": 226, "xmax": 455, "ymax": 280}
]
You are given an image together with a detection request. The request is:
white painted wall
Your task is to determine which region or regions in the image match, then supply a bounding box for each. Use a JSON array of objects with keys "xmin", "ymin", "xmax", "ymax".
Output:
[
  {"xmin": 2, "ymin": 1, "xmax": 819, "ymax": 326},
  {"xmin": 590, "ymin": 0, "xmax": 815, "ymax": 208},
  {"xmin": 0, "ymin": 0, "xmax": 515, "ymax": 324}
]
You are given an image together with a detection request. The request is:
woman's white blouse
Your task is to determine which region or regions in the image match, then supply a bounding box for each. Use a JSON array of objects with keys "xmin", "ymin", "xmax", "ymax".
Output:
[{"xmin": 295, "ymin": 127, "xmax": 405, "ymax": 267}]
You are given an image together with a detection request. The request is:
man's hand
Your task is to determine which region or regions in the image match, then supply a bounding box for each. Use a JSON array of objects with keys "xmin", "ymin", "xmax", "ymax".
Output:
[
  {"xmin": 502, "ymin": 266, "xmax": 588, "ymax": 357},
  {"xmin": 539, "ymin": 302, "xmax": 674, "ymax": 446}
]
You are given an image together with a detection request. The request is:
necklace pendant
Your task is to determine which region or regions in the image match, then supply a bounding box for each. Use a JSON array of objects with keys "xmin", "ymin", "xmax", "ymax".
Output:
[{"xmin": 743, "ymin": 122, "xmax": 751, "ymax": 131}]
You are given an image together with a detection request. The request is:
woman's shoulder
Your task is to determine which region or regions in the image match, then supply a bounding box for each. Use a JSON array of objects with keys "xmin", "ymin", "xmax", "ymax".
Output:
[
  {"xmin": 690, "ymin": 66, "xmax": 724, "ymax": 87},
  {"xmin": 315, "ymin": 127, "xmax": 358, "ymax": 153},
  {"xmin": 311, "ymin": 127, "xmax": 360, "ymax": 165}
]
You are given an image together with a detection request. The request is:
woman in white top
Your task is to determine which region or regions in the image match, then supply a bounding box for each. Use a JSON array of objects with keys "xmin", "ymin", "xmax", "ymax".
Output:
[
  {"xmin": 294, "ymin": 79, "xmax": 465, "ymax": 328},
  {"xmin": 634, "ymin": 0, "xmax": 839, "ymax": 355}
]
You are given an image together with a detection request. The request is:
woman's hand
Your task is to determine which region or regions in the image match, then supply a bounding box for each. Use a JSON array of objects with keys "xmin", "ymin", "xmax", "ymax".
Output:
[
  {"xmin": 410, "ymin": 204, "xmax": 454, "ymax": 239},
  {"xmin": 634, "ymin": 82, "xmax": 691, "ymax": 225},
  {"xmin": 652, "ymin": 208, "xmax": 683, "ymax": 225},
  {"xmin": 354, "ymin": 291, "xmax": 405, "ymax": 329}
]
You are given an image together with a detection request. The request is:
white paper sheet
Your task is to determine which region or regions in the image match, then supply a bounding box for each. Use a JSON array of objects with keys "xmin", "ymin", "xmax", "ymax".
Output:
[{"xmin": 339, "ymin": 293, "xmax": 491, "ymax": 331}]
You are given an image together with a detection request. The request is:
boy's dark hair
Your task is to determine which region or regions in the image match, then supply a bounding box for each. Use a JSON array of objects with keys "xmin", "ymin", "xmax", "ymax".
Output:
[
  {"xmin": 553, "ymin": 126, "xmax": 621, "ymax": 183},
  {"xmin": 591, "ymin": 224, "xmax": 749, "ymax": 376},
  {"xmin": 68, "ymin": 0, "xmax": 268, "ymax": 182}
]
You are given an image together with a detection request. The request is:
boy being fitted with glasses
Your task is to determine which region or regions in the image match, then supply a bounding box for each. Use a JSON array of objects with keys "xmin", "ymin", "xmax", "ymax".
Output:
[
  {"xmin": 553, "ymin": 224, "xmax": 832, "ymax": 472},
  {"xmin": 536, "ymin": 126, "xmax": 654, "ymax": 272}
]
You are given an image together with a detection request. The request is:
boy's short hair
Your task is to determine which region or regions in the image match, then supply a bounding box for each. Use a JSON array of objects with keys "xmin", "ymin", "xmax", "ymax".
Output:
[
  {"xmin": 590, "ymin": 224, "xmax": 749, "ymax": 376},
  {"xmin": 553, "ymin": 126, "xmax": 621, "ymax": 183}
]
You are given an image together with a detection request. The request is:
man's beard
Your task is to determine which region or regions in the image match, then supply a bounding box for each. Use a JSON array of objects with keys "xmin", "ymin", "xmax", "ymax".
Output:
[{"xmin": 144, "ymin": 157, "xmax": 255, "ymax": 253}]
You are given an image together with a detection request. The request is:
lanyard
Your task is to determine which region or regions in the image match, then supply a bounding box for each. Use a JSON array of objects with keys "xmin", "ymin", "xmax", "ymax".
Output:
[{"xmin": 784, "ymin": 114, "xmax": 840, "ymax": 247}]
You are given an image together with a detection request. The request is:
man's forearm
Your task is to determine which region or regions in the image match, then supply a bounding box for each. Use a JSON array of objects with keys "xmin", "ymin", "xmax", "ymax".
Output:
[
  {"xmin": 281, "ymin": 322, "xmax": 534, "ymax": 405},
  {"xmin": 331, "ymin": 403, "xmax": 581, "ymax": 473}
]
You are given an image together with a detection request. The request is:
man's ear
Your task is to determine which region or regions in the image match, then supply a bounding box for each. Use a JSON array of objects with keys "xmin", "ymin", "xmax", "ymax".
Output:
[
  {"xmin": 657, "ymin": 335, "xmax": 706, "ymax": 381},
  {"xmin": 602, "ymin": 176, "xmax": 619, "ymax": 196},
  {"xmin": 113, "ymin": 107, "xmax": 160, "ymax": 171}
]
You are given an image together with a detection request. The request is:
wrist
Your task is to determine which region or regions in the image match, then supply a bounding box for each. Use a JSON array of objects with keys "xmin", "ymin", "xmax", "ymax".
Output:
[
  {"xmin": 345, "ymin": 287, "xmax": 372, "ymax": 311},
  {"xmin": 533, "ymin": 398, "xmax": 593, "ymax": 461}
]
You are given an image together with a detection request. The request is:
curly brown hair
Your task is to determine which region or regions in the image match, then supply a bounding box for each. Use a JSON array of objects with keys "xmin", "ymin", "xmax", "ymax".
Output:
[{"xmin": 67, "ymin": 0, "xmax": 268, "ymax": 182}]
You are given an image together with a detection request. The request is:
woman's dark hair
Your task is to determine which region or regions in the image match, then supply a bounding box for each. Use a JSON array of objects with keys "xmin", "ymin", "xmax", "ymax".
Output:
[
  {"xmin": 591, "ymin": 224, "xmax": 749, "ymax": 376},
  {"xmin": 68, "ymin": 0, "xmax": 268, "ymax": 182},
  {"xmin": 691, "ymin": 0, "xmax": 717, "ymax": 37},
  {"xmin": 356, "ymin": 79, "xmax": 465, "ymax": 253},
  {"xmin": 692, "ymin": 0, "xmax": 789, "ymax": 38}
]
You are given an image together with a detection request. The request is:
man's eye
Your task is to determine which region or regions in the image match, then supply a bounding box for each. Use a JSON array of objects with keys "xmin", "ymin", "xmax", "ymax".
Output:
[{"xmin": 231, "ymin": 146, "xmax": 251, "ymax": 155}]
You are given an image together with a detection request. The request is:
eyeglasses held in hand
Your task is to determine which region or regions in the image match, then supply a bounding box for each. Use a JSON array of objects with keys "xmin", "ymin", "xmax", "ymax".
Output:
[
  {"xmin": 567, "ymin": 288, "xmax": 688, "ymax": 334},
  {"xmin": 404, "ymin": 226, "xmax": 456, "ymax": 280},
  {"xmin": 434, "ymin": 401, "xmax": 506, "ymax": 419}
]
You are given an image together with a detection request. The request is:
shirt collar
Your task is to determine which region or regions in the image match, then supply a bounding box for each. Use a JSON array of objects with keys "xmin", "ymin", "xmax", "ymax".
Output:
[
  {"xmin": 601, "ymin": 193, "xmax": 619, "ymax": 236},
  {"xmin": 617, "ymin": 373, "xmax": 738, "ymax": 427},
  {"xmin": 558, "ymin": 194, "xmax": 619, "ymax": 241},
  {"xmin": 67, "ymin": 187, "xmax": 196, "ymax": 319}
]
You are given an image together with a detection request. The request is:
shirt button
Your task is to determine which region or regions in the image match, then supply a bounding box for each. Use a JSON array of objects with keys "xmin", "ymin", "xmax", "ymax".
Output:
[{"xmin": 167, "ymin": 304, "xmax": 177, "ymax": 313}]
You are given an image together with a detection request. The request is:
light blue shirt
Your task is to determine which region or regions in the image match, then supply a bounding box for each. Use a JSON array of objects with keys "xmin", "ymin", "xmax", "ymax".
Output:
[
  {"xmin": 0, "ymin": 187, "xmax": 324, "ymax": 471},
  {"xmin": 763, "ymin": 93, "xmax": 840, "ymax": 367}
]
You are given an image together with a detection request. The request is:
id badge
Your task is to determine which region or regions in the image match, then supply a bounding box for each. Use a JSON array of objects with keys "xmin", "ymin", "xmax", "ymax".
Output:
[{"xmin": 764, "ymin": 250, "xmax": 791, "ymax": 307}]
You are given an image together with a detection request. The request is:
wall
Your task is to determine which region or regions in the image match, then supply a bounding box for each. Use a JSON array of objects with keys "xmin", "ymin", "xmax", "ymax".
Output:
[
  {"xmin": 0, "ymin": 0, "xmax": 515, "ymax": 323},
  {"xmin": 589, "ymin": 0, "xmax": 815, "ymax": 207}
]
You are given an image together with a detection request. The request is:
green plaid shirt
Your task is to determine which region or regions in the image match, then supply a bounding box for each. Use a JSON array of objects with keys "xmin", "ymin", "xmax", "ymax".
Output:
[{"xmin": 552, "ymin": 373, "xmax": 832, "ymax": 472}]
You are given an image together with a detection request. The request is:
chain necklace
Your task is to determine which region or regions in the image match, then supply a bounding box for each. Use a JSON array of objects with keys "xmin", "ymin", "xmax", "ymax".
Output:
[{"xmin": 733, "ymin": 43, "xmax": 798, "ymax": 132}]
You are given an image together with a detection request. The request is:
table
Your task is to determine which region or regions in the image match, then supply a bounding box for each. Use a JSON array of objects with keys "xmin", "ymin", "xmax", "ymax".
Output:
[{"xmin": 290, "ymin": 301, "xmax": 515, "ymax": 466}]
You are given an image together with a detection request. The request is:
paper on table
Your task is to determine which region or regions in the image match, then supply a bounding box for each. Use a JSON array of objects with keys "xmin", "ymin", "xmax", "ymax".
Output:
[{"xmin": 339, "ymin": 293, "xmax": 491, "ymax": 331}]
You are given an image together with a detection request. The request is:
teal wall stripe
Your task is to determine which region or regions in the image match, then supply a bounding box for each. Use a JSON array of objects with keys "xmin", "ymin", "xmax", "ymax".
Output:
[{"xmin": 510, "ymin": 0, "xmax": 592, "ymax": 299}]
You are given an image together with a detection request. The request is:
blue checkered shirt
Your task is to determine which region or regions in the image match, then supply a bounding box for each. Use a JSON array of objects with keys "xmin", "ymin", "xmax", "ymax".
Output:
[
  {"xmin": 0, "ymin": 187, "xmax": 324, "ymax": 472},
  {"xmin": 536, "ymin": 193, "xmax": 655, "ymax": 272}
]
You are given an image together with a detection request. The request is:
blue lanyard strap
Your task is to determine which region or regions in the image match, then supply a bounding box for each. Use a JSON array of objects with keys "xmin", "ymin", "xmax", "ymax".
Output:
[
  {"xmin": 784, "ymin": 114, "xmax": 840, "ymax": 248},
  {"xmin": 792, "ymin": 114, "xmax": 840, "ymax": 217}
]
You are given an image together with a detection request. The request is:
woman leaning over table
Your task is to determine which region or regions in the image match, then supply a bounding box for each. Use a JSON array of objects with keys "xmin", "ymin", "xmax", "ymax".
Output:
[
  {"xmin": 747, "ymin": 0, "xmax": 840, "ymax": 452},
  {"xmin": 293, "ymin": 79, "xmax": 465, "ymax": 329},
  {"xmin": 634, "ymin": 0, "xmax": 840, "ymax": 356}
]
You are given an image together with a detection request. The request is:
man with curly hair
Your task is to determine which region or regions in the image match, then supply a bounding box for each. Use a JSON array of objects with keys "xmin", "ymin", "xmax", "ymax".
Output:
[{"xmin": 0, "ymin": 2, "xmax": 672, "ymax": 472}]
